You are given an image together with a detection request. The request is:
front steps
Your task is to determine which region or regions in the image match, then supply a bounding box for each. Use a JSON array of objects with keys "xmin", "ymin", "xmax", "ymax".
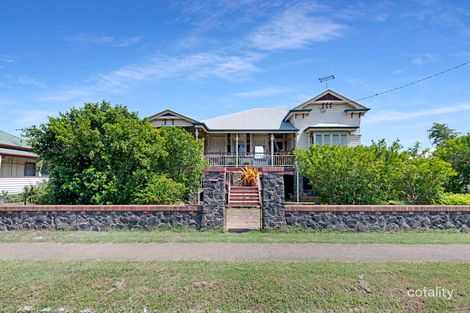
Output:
[{"xmin": 228, "ymin": 186, "xmax": 260, "ymax": 207}]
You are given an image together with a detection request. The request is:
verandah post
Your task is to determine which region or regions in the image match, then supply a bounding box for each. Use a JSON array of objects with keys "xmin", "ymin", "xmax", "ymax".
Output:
[
  {"xmin": 235, "ymin": 133, "xmax": 239, "ymax": 167},
  {"xmin": 270, "ymin": 133, "xmax": 274, "ymax": 166}
]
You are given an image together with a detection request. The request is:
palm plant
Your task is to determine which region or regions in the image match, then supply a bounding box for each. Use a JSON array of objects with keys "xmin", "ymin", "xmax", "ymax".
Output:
[{"xmin": 239, "ymin": 166, "xmax": 259, "ymax": 186}]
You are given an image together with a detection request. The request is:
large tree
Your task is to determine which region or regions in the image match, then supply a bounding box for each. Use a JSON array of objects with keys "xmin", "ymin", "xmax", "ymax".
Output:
[
  {"xmin": 24, "ymin": 101, "xmax": 205, "ymax": 204},
  {"xmin": 435, "ymin": 135, "xmax": 470, "ymax": 193},
  {"xmin": 428, "ymin": 123, "xmax": 460, "ymax": 146}
]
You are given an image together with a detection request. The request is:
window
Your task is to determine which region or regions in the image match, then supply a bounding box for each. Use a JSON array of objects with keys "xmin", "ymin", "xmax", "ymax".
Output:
[
  {"xmin": 24, "ymin": 163, "xmax": 36, "ymax": 176},
  {"xmin": 311, "ymin": 132, "xmax": 348, "ymax": 146}
]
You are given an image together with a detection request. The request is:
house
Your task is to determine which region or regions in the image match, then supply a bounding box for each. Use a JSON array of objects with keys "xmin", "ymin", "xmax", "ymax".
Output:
[
  {"xmin": 149, "ymin": 89, "xmax": 369, "ymax": 200},
  {"xmin": 0, "ymin": 130, "xmax": 47, "ymax": 195}
]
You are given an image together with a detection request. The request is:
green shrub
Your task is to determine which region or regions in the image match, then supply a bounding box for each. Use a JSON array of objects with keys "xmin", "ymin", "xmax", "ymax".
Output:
[
  {"xmin": 398, "ymin": 156, "xmax": 455, "ymax": 204},
  {"xmin": 19, "ymin": 182, "xmax": 50, "ymax": 204},
  {"xmin": 295, "ymin": 140, "xmax": 455, "ymax": 205},
  {"xmin": 441, "ymin": 193, "xmax": 470, "ymax": 205},
  {"xmin": 0, "ymin": 191, "xmax": 22, "ymax": 204},
  {"xmin": 134, "ymin": 175, "xmax": 186, "ymax": 204}
]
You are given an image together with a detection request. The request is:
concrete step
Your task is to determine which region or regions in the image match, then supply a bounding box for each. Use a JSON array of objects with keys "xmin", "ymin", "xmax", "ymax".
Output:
[
  {"xmin": 230, "ymin": 196, "xmax": 259, "ymax": 201},
  {"xmin": 228, "ymin": 202, "xmax": 260, "ymax": 207},
  {"xmin": 230, "ymin": 186, "xmax": 258, "ymax": 191},
  {"xmin": 229, "ymin": 198, "xmax": 259, "ymax": 202}
]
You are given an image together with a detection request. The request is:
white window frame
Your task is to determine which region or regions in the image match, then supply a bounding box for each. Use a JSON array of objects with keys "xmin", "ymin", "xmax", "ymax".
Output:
[{"xmin": 311, "ymin": 132, "xmax": 349, "ymax": 146}]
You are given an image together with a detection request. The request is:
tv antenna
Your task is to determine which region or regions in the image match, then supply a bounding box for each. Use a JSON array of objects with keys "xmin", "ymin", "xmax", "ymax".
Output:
[{"xmin": 319, "ymin": 75, "xmax": 335, "ymax": 89}]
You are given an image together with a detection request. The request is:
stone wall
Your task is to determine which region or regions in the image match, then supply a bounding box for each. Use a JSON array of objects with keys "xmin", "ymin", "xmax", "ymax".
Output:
[
  {"xmin": 0, "ymin": 210, "xmax": 201, "ymax": 231},
  {"xmin": 285, "ymin": 206, "xmax": 470, "ymax": 232},
  {"xmin": 201, "ymin": 169, "xmax": 225, "ymax": 228},
  {"xmin": 261, "ymin": 172, "xmax": 286, "ymax": 229}
]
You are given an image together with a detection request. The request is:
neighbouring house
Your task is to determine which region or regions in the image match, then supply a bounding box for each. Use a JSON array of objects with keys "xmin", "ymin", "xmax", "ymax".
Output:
[
  {"xmin": 149, "ymin": 89, "xmax": 369, "ymax": 201},
  {"xmin": 0, "ymin": 130, "xmax": 47, "ymax": 195}
]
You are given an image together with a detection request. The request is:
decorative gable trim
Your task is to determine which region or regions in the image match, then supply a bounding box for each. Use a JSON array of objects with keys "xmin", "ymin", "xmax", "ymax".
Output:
[
  {"xmin": 315, "ymin": 93, "xmax": 343, "ymax": 102},
  {"xmin": 291, "ymin": 89, "xmax": 370, "ymax": 111},
  {"xmin": 148, "ymin": 109, "xmax": 200, "ymax": 124}
]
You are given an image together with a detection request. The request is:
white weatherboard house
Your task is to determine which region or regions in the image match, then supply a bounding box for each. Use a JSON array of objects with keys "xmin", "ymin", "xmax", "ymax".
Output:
[
  {"xmin": 149, "ymin": 89, "xmax": 369, "ymax": 200},
  {"xmin": 0, "ymin": 130, "xmax": 47, "ymax": 195}
]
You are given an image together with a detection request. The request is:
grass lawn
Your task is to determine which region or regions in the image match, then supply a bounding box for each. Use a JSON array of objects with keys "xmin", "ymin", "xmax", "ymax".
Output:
[
  {"xmin": 1, "ymin": 229, "xmax": 470, "ymax": 244},
  {"xmin": 0, "ymin": 260, "xmax": 468, "ymax": 312}
]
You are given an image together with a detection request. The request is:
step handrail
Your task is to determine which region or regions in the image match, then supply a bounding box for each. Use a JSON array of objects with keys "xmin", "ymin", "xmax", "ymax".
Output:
[{"xmin": 256, "ymin": 173, "xmax": 262, "ymax": 206}]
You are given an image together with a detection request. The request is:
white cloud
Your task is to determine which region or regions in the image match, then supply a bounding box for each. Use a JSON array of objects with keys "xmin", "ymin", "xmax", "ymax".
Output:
[
  {"xmin": 248, "ymin": 3, "xmax": 344, "ymax": 51},
  {"xmin": 233, "ymin": 87, "xmax": 288, "ymax": 97},
  {"xmin": 402, "ymin": 3, "xmax": 470, "ymax": 37},
  {"xmin": 69, "ymin": 33, "xmax": 142, "ymax": 47},
  {"xmin": 176, "ymin": 0, "xmax": 283, "ymax": 32},
  {"xmin": 39, "ymin": 52, "xmax": 262, "ymax": 102},
  {"xmin": 14, "ymin": 109, "xmax": 55, "ymax": 127},
  {"xmin": 0, "ymin": 74, "xmax": 46, "ymax": 89},
  {"xmin": 14, "ymin": 75, "xmax": 46, "ymax": 88},
  {"xmin": 0, "ymin": 55, "xmax": 16, "ymax": 63},
  {"xmin": 365, "ymin": 104, "xmax": 470, "ymax": 124},
  {"xmin": 412, "ymin": 53, "xmax": 438, "ymax": 65}
]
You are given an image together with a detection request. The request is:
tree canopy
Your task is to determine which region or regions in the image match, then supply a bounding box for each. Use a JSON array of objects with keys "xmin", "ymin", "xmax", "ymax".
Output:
[
  {"xmin": 428, "ymin": 123, "xmax": 469, "ymax": 193},
  {"xmin": 435, "ymin": 135, "xmax": 470, "ymax": 193},
  {"xmin": 24, "ymin": 101, "xmax": 205, "ymax": 204},
  {"xmin": 428, "ymin": 123, "xmax": 460, "ymax": 146}
]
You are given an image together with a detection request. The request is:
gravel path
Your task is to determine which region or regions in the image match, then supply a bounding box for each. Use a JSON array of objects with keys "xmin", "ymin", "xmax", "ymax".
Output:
[{"xmin": 0, "ymin": 243, "xmax": 470, "ymax": 262}]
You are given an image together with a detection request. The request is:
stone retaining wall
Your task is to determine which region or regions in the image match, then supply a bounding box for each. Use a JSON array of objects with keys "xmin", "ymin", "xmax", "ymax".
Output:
[
  {"xmin": 285, "ymin": 205, "xmax": 470, "ymax": 232},
  {"xmin": 0, "ymin": 205, "xmax": 202, "ymax": 231},
  {"xmin": 201, "ymin": 169, "xmax": 225, "ymax": 228},
  {"xmin": 261, "ymin": 172, "xmax": 286, "ymax": 229}
]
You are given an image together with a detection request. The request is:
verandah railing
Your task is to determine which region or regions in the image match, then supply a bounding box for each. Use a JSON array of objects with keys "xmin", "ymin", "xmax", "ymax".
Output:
[{"xmin": 205, "ymin": 153, "xmax": 295, "ymax": 167}]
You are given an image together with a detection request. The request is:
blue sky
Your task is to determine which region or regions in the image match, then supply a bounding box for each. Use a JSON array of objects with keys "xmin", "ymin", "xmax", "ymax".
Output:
[{"xmin": 1, "ymin": 0, "xmax": 469, "ymax": 147}]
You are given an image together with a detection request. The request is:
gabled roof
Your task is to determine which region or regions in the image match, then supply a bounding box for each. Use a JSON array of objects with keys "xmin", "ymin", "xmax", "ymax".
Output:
[
  {"xmin": 147, "ymin": 109, "xmax": 201, "ymax": 124},
  {"xmin": 202, "ymin": 108, "xmax": 297, "ymax": 132},
  {"xmin": 291, "ymin": 89, "xmax": 369, "ymax": 110},
  {"xmin": 148, "ymin": 89, "xmax": 369, "ymax": 132}
]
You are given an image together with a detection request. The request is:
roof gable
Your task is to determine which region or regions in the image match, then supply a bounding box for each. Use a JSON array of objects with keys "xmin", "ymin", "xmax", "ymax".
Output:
[
  {"xmin": 147, "ymin": 109, "xmax": 200, "ymax": 124},
  {"xmin": 292, "ymin": 89, "xmax": 369, "ymax": 110},
  {"xmin": 315, "ymin": 92, "xmax": 343, "ymax": 101}
]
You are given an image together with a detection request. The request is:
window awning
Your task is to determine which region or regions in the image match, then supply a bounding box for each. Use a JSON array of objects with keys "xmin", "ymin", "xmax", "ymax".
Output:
[{"xmin": 303, "ymin": 124, "xmax": 359, "ymax": 132}]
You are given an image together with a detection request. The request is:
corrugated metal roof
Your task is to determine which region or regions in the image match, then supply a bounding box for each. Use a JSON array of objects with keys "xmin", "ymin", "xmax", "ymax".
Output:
[
  {"xmin": 0, "ymin": 130, "xmax": 30, "ymax": 148},
  {"xmin": 202, "ymin": 108, "xmax": 296, "ymax": 131},
  {"xmin": 0, "ymin": 148, "xmax": 37, "ymax": 158}
]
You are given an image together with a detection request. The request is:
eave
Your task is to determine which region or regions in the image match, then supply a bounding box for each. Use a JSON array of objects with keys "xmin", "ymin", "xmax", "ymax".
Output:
[
  {"xmin": 0, "ymin": 143, "xmax": 33, "ymax": 152},
  {"xmin": 344, "ymin": 108, "xmax": 370, "ymax": 112},
  {"xmin": 303, "ymin": 126, "xmax": 359, "ymax": 132},
  {"xmin": 203, "ymin": 128, "xmax": 298, "ymax": 134}
]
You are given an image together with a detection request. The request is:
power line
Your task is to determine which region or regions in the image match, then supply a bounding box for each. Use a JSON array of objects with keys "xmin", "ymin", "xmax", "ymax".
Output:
[{"xmin": 356, "ymin": 60, "xmax": 470, "ymax": 102}]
